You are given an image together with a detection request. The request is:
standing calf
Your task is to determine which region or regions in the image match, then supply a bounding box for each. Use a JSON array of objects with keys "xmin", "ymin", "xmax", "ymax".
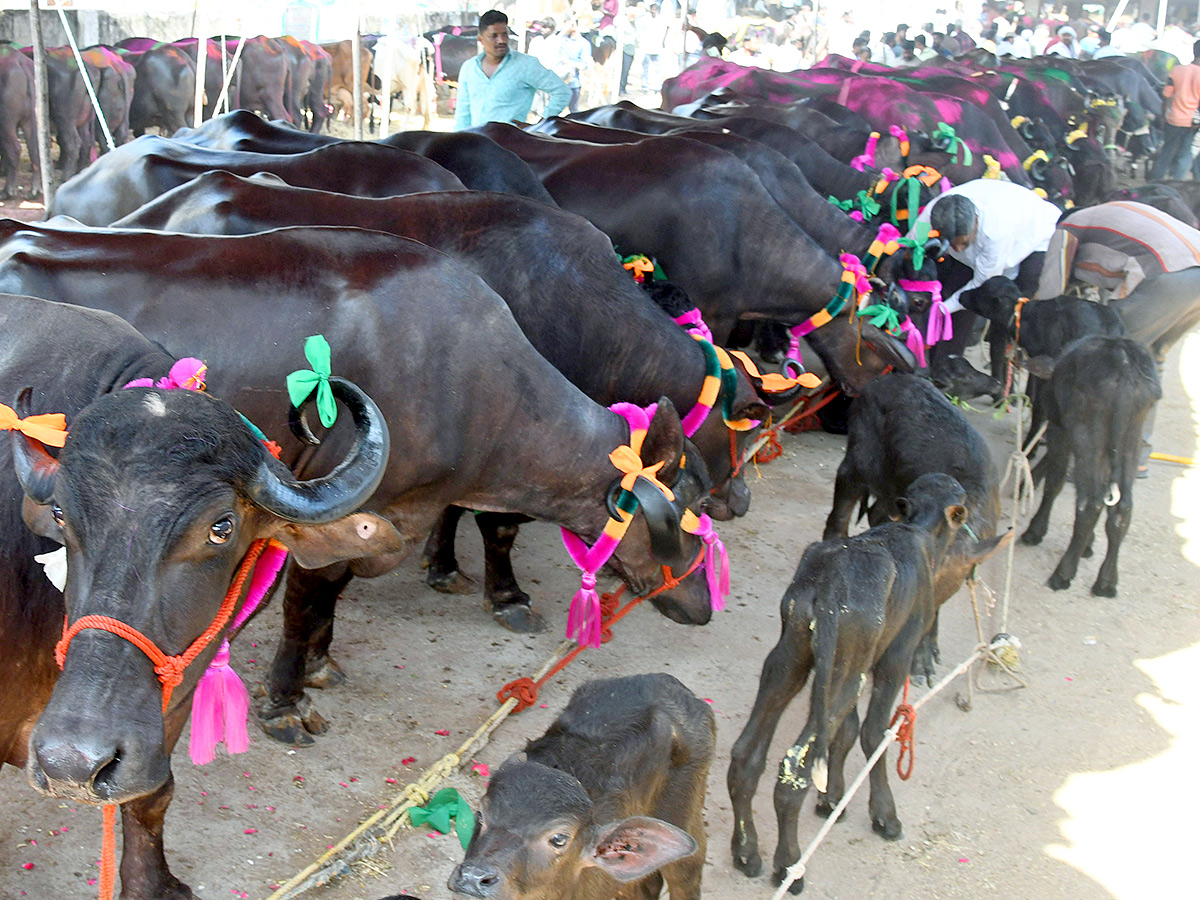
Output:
[
  {"xmin": 728, "ymin": 474, "xmax": 1009, "ymax": 892},
  {"xmin": 1020, "ymin": 336, "xmax": 1161, "ymax": 596},
  {"xmin": 823, "ymin": 373, "xmax": 1002, "ymax": 683},
  {"xmin": 450, "ymin": 673, "xmax": 714, "ymax": 900}
]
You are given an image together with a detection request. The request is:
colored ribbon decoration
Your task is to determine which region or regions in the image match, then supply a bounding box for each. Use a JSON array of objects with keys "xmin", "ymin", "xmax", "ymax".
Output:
[
  {"xmin": 931, "ymin": 122, "xmax": 972, "ymax": 166},
  {"xmin": 674, "ymin": 308, "xmax": 713, "ymax": 343},
  {"xmin": 889, "ymin": 124, "xmax": 910, "ymax": 161},
  {"xmin": 124, "ymin": 357, "xmax": 207, "ymax": 392},
  {"xmin": 850, "ymin": 130, "xmax": 881, "ymax": 171},
  {"xmin": 621, "ymin": 253, "xmax": 656, "ymax": 284},
  {"xmin": 682, "ymin": 510, "xmax": 728, "ymax": 612},
  {"xmin": 1023, "ymin": 149, "xmax": 1050, "ymax": 171},
  {"xmin": 828, "ymin": 190, "xmax": 881, "ymax": 220},
  {"xmin": 982, "ymin": 154, "xmax": 1002, "ymax": 179},
  {"xmin": 409, "ymin": 788, "xmax": 476, "ymax": 850},
  {"xmin": 899, "ymin": 317, "xmax": 927, "ymax": 367},
  {"xmin": 0, "ymin": 403, "xmax": 68, "ymax": 448},
  {"xmin": 859, "ymin": 302, "xmax": 902, "ymax": 335},
  {"xmin": 286, "ymin": 334, "xmax": 337, "ymax": 429}
]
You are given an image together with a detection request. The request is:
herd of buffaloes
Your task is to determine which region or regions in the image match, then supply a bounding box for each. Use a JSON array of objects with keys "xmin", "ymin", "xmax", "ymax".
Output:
[{"xmin": 0, "ymin": 21, "xmax": 1198, "ymax": 900}]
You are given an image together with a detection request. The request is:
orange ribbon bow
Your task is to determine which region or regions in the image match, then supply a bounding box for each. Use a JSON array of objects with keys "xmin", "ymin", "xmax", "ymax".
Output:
[
  {"xmin": 608, "ymin": 445, "xmax": 674, "ymax": 501},
  {"xmin": 0, "ymin": 402, "xmax": 68, "ymax": 448},
  {"xmin": 728, "ymin": 350, "xmax": 823, "ymax": 391}
]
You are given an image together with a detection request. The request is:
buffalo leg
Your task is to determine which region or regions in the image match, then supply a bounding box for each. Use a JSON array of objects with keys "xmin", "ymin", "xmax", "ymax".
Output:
[
  {"xmin": 862, "ymin": 633, "xmax": 923, "ymax": 841},
  {"xmin": 475, "ymin": 512, "xmax": 546, "ymax": 634},
  {"xmin": 420, "ymin": 506, "xmax": 478, "ymax": 594},
  {"xmin": 728, "ymin": 637, "xmax": 810, "ymax": 879},
  {"xmin": 909, "ymin": 614, "xmax": 941, "ymax": 686},
  {"xmin": 1048, "ymin": 461, "xmax": 1106, "ymax": 592},
  {"xmin": 1022, "ymin": 432, "xmax": 1070, "ymax": 546},
  {"xmin": 813, "ymin": 709, "xmax": 859, "ymax": 818},
  {"xmin": 118, "ymin": 776, "xmax": 192, "ymax": 900},
  {"xmin": 1093, "ymin": 485, "xmax": 1133, "ymax": 597},
  {"xmin": 823, "ymin": 464, "xmax": 867, "ymax": 540},
  {"xmin": 259, "ymin": 564, "xmax": 350, "ymax": 745}
]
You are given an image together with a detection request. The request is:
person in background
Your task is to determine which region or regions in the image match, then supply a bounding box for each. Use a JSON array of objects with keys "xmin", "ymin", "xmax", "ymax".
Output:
[
  {"xmin": 894, "ymin": 23, "xmax": 909, "ymax": 49},
  {"xmin": 556, "ymin": 17, "xmax": 592, "ymax": 112},
  {"xmin": 1045, "ymin": 24, "xmax": 1079, "ymax": 58},
  {"xmin": 872, "ymin": 31, "xmax": 897, "ymax": 65},
  {"xmin": 1092, "ymin": 29, "xmax": 1124, "ymax": 59},
  {"xmin": 526, "ymin": 17, "xmax": 558, "ymax": 68},
  {"xmin": 1151, "ymin": 40, "xmax": 1200, "ymax": 180},
  {"xmin": 895, "ymin": 39, "xmax": 920, "ymax": 67},
  {"xmin": 454, "ymin": 9, "xmax": 571, "ymax": 130},
  {"xmin": 1079, "ymin": 24, "xmax": 1102, "ymax": 57},
  {"xmin": 619, "ymin": 4, "xmax": 638, "ymax": 95},
  {"xmin": 913, "ymin": 33, "xmax": 938, "ymax": 61},
  {"xmin": 637, "ymin": 2, "xmax": 667, "ymax": 91}
]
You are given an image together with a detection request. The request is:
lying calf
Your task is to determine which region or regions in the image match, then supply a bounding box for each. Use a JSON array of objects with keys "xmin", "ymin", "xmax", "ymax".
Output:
[
  {"xmin": 450, "ymin": 673, "xmax": 714, "ymax": 899},
  {"xmin": 729, "ymin": 474, "xmax": 1009, "ymax": 892},
  {"xmin": 824, "ymin": 374, "xmax": 1001, "ymax": 683},
  {"xmin": 1020, "ymin": 336, "xmax": 1161, "ymax": 596}
]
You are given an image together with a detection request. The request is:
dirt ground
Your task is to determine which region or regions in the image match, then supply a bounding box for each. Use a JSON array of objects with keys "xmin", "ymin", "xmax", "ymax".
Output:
[{"xmin": 2, "ymin": 324, "xmax": 1198, "ymax": 900}]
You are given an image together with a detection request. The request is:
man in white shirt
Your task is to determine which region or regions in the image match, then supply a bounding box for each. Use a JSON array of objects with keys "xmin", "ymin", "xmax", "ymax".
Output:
[{"xmin": 1045, "ymin": 25, "xmax": 1079, "ymax": 58}]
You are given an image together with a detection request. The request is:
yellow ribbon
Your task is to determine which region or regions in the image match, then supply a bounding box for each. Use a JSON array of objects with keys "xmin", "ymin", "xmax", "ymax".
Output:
[
  {"xmin": 1023, "ymin": 149, "xmax": 1050, "ymax": 171},
  {"xmin": 982, "ymin": 154, "xmax": 1002, "ymax": 179},
  {"xmin": 1010, "ymin": 115, "xmax": 1027, "ymax": 129},
  {"xmin": 608, "ymin": 445, "xmax": 674, "ymax": 501},
  {"xmin": 1066, "ymin": 126, "xmax": 1088, "ymax": 145},
  {"xmin": 0, "ymin": 402, "xmax": 68, "ymax": 448}
]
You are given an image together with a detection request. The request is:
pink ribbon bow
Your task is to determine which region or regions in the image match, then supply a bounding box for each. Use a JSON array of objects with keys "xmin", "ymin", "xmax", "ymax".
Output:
[
  {"xmin": 899, "ymin": 317, "xmax": 927, "ymax": 368},
  {"xmin": 123, "ymin": 357, "xmax": 207, "ymax": 391},
  {"xmin": 687, "ymin": 513, "xmax": 729, "ymax": 612},
  {"xmin": 673, "ymin": 308, "xmax": 713, "ymax": 343}
]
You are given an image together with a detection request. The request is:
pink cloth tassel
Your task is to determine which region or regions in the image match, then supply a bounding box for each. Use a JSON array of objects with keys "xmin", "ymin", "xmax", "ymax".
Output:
[
  {"xmin": 787, "ymin": 330, "xmax": 804, "ymax": 366},
  {"xmin": 850, "ymin": 131, "xmax": 880, "ymax": 171},
  {"xmin": 673, "ymin": 308, "xmax": 713, "ymax": 343},
  {"xmin": 689, "ymin": 514, "xmax": 729, "ymax": 612},
  {"xmin": 875, "ymin": 222, "xmax": 902, "ymax": 245},
  {"xmin": 849, "ymin": 211, "xmax": 864, "ymax": 222},
  {"xmin": 189, "ymin": 641, "xmax": 250, "ymax": 765},
  {"xmin": 926, "ymin": 299, "xmax": 954, "ymax": 345},
  {"xmin": 900, "ymin": 318, "xmax": 927, "ymax": 368},
  {"xmin": 565, "ymin": 573, "xmax": 603, "ymax": 648}
]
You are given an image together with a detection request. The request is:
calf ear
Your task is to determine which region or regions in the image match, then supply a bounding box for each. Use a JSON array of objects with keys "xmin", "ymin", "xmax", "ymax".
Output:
[
  {"xmin": 585, "ymin": 816, "xmax": 698, "ymax": 883},
  {"xmin": 965, "ymin": 529, "xmax": 1015, "ymax": 566},
  {"xmin": 1023, "ymin": 355, "xmax": 1056, "ymax": 380},
  {"xmin": 945, "ymin": 504, "xmax": 968, "ymax": 529},
  {"xmin": 641, "ymin": 397, "xmax": 686, "ymax": 487},
  {"xmin": 895, "ymin": 497, "xmax": 912, "ymax": 520},
  {"xmin": 271, "ymin": 511, "xmax": 406, "ymax": 569}
]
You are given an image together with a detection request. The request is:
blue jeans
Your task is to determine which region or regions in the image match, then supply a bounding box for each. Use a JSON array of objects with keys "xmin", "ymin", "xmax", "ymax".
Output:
[{"xmin": 1152, "ymin": 123, "xmax": 1197, "ymax": 180}]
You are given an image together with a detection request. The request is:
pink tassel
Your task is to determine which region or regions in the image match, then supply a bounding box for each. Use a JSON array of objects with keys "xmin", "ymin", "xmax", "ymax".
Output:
[
  {"xmin": 876, "ymin": 222, "xmax": 902, "ymax": 245},
  {"xmin": 900, "ymin": 318, "xmax": 928, "ymax": 368},
  {"xmin": 849, "ymin": 211, "xmax": 864, "ymax": 222},
  {"xmin": 851, "ymin": 131, "xmax": 880, "ymax": 171},
  {"xmin": 566, "ymin": 574, "xmax": 603, "ymax": 648},
  {"xmin": 189, "ymin": 641, "xmax": 250, "ymax": 765},
  {"xmin": 927, "ymin": 299, "xmax": 954, "ymax": 346},
  {"xmin": 688, "ymin": 514, "xmax": 730, "ymax": 613}
]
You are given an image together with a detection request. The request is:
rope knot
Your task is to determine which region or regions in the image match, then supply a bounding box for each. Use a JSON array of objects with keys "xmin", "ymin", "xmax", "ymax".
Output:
[
  {"xmin": 580, "ymin": 572, "xmax": 596, "ymax": 592},
  {"xmin": 497, "ymin": 677, "xmax": 539, "ymax": 712},
  {"xmin": 154, "ymin": 657, "xmax": 187, "ymax": 691}
]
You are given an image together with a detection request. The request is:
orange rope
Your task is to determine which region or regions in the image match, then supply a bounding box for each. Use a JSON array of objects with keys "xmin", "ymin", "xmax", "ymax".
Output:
[
  {"xmin": 754, "ymin": 427, "xmax": 783, "ymax": 463},
  {"xmin": 57, "ymin": 539, "xmax": 279, "ymax": 900},
  {"xmin": 497, "ymin": 550, "xmax": 706, "ymax": 712},
  {"xmin": 888, "ymin": 677, "xmax": 917, "ymax": 781},
  {"xmin": 781, "ymin": 387, "xmax": 843, "ymax": 434}
]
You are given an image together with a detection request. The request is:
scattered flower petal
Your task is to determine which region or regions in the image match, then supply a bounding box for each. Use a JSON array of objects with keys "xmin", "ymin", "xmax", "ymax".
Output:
[
  {"xmin": 401, "ymin": 757, "xmax": 415, "ymax": 766},
  {"xmin": 471, "ymin": 762, "xmax": 490, "ymax": 778},
  {"xmin": 435, "ymin": 729, "xmax": 450, "ymax": 736}
]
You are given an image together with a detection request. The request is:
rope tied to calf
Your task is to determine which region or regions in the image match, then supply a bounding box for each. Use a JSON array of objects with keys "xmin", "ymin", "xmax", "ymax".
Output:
[{"xmin": 888, "ymin": 677, "xmax": 917, "ymax": 780}]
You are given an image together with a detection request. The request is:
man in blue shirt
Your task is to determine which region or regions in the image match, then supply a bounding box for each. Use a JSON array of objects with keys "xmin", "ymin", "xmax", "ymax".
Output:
[{"xmin": 454, "ymin": 9, "xmax": 572, "ymax": 130}]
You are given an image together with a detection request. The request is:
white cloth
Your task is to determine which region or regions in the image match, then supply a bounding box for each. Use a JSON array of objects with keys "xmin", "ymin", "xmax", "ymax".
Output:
[{"xmin": 912, "ymin": 180, "xmax": 1063, "ymax": 313}]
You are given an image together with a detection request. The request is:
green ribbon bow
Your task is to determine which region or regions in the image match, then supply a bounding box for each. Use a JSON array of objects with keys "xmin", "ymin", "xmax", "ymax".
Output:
[
  {"xmin": 828, "ymin": 191, "xmax": 881, "ymax": 219},
  {"xmin": 931, "ymin": 122, "xmax": 973, "ymax": 166},
  {"xmin": 409, "ymin": 788, "xmax": 476, "ymax": 849},
  {"xmin": 889, "ymin": 177, "xmax": 923, "ymax": 229},
  {"xmin": 286, "ymin": 334, "xmax": 337, "ymax": 429},
  {"xmin": 859, "ymin": 302, "xmax": 902, "ymax": 335},
  {"xmin": 897, "ymin": 220, "xmax": 936, "ymax": 271}
]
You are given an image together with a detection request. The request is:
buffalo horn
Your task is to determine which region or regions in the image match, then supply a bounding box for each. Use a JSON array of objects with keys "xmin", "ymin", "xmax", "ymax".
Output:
[
  {"xmin": 247, "ymin": 377, "xmax": 389, "ymax": 524},
  {"xmin": 11, "ymin": 388, "xmax": 60, "ymax": 505}
]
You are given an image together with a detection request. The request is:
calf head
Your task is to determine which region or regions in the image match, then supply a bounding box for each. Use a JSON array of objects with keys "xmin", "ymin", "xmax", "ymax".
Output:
[
  {"xmin": 900, "ymin": 473, "xmax": 1011, "ymax": 581},
  {"xmin": 449, "ymin": 757, "xmax": 697, "ymax": 900},
  {"xmin": 17, "ymin": 379, "xmax": 401, "ymax": 804},
  {"xmin": 958, "ymin": 275, "xmax": 1022, "ymax": 328}
]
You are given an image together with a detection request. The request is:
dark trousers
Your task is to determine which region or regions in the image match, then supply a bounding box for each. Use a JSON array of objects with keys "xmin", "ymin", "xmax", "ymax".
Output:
[
  {"xmin": 1152, "ymin": 122, "xmax": 1197, "ymax": 181},
  {"xmin": 620, "ymin": 50, "xmax": 634, "ymax": 93}
]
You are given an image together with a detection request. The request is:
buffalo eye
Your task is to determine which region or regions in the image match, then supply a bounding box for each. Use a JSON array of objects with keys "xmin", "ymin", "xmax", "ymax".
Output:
[
  {"xmin": 51, "ymin": 503, "xmax": 64, "ymax": 526},
  {"xmin": 548, "ymin": 833, "xmax": 570, "ymax": 849},
  {"xmin": 209, "ymin": 516, "xmax": 235, "ymax": 545}
]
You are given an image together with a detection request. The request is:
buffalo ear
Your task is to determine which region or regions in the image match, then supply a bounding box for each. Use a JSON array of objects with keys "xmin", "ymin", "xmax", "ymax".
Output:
[
  {"xmin": 584, "ymin": 816, "xmax": 698, "ymax": 882},
  {"xmin": 272, "ymin": 511, "xmax": 405, "ymax": 569},
  {"xmin": 945, "ymin": 504, "xmax": 968, "ymax": 529},
  {"xmin": 895, "ymin": 497, "xmax": 912, "ymax": 521},
  {"xmin": 641, "ymin": 397, "xmax": 686, "ymax": 487},
  {"xmin": 22, "ymin": 496, "xmax": 62, "ymax": 541},
  {"xmin": 1023, "ymin": 355, "xmax": 1056, "ymax": 380}
]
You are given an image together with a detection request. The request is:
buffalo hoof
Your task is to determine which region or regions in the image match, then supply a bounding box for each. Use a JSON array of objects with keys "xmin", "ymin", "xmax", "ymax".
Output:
[
  {"xmin": 254, "ymin": 693, "xmax": 330, "ymax": 746},
  {"xmin": 732, "ymin": 847, "xmax": 762, "ymax": 878},
  {"xmin": 492, "ymin": 599, "xmax": 548, "ymax": 634},
  {"xmin": 814, "ymin": 798, "xmax": 845, "ymax": 819},
  {"xmin": 425, "ymin": 567, "xmax": 479, "ymax": 595},
  {"xmin": 1047, "ymin": 571, "xmax": 1073, "ymax": 591},
  {"xmin": 772, "ymin": 867, "xmax": 805, "ymax": 894},
  {"xmin": 910, "ymin": 645, "xmax": 938, "ymax": 688},
  {"xmin": 872, "ymin": 817, "xmax": 903, "ymax": 841},
  {"xmin": 304, "ymin": 655, "xmax": 346, "ymax": 690},
  {"xmin": 1091, "ymin": 580, "xmax": 1117, "ymax": 598},
  {"xmin": 1020, "ymin": 528, "xmax": 1044, "ymax": 546}
]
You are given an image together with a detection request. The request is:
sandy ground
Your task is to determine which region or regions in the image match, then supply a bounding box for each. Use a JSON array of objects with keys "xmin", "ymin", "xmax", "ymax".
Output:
[{"xmin": 2, "ymin": 327, "xmax": 1198, "ymax": 900}]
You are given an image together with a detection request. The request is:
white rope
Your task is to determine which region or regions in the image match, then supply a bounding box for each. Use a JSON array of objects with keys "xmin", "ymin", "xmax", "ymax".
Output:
[
  {"xmin": 770, "ymin": 646, "xmax": 986, "ymax": 899},
  {"xmin": 56, "ymin": 7, "xmax": 115, "ymax": 151},
  {"xmin": 216, "ymin": 37, "xmax": 247, "ymax": 116}
]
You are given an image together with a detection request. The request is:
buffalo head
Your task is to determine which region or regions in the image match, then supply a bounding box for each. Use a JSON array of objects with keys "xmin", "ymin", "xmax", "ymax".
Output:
[{"xmin": 17, "ymin": 378, "xmax": 402, "ymax": 804}]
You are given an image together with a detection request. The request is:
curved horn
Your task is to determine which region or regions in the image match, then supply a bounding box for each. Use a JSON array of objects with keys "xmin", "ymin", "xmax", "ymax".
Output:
[
  {"xmin": 1030, "ymin": 157, "xmax": 1047, "ymax": 182},
  {"xmin": 627, "ymin": 476, "xmax": 692, "ymax": 569},
  {"xmin": 1019, "ymin": 120, "xmax": 1035, "ymax": 140},
  {"xmin": 11, "ymin": 388, "xmax": 60, "ymax": 505},
  {"xmin": 286, "ymin": 403, "xmax": 322, "ymax": 446},
  {"xmin": 247, "ymin": 377, "xmax": 389, "ymax": 524}
]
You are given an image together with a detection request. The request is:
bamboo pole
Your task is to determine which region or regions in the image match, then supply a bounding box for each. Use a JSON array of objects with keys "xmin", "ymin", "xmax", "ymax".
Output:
[
  {"xmin": 193, "ymin": 4, "xmax": 207, "ymax": 126},
  {"xmin": 351, "ymin": 6, "xmax": 363, "ymax": 141},
  {"xmin": 28, "ymin": 0, "xmax": 54, "ymax": 209}
]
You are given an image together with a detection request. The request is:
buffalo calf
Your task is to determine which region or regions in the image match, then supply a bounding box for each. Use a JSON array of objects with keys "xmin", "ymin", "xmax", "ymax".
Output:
[
  {"xmin": 450, "ymin": 673, "xmax": 714, "ymax": 900},
  {"xmin": 729, "ymin": 474, "xmax": 1009, "ymax": 892},
  {"xmin": 1020, "ymin": 336, "xmax": 1161, "ymax": 596}
]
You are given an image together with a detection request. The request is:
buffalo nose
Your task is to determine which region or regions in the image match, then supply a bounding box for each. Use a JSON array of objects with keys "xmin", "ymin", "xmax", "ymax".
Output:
[
  {"xmin": 29, "ymin": 732, "xmax": 118, "ymax": 800},
  {"xmin": 448, "ymin": 862, "xmax": 503, "ymax": 898}
]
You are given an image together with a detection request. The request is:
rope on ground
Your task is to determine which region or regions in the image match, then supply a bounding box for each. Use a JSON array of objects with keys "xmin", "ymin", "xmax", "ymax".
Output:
[
  {"xmin": 770, "ymin": 644, "xmax": 989, "ymax": 900},
  {"xmin": 264, "ymin": 640, "xmax": 577, "ymax": 900},
  {"xmin": 738, "ymin": 382, "xmax": 840, "ymax": 470}
]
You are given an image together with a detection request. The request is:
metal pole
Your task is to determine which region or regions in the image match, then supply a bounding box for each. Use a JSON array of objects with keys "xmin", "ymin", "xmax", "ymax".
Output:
[
  {"xmin": 1106, "ymin": 0, "xmax": 1131, "ymax": 32},
  {"xmin": 351, "ymin": 9, "xmax": 363, "ymax": 141},
  {"xmin": 193, "ymin": 8, "xmax": 207, "ymax": 126},
  {"xmin": 1156, "ymin": 0, "xmax": 1167, "ymax": 37},
  {"xmin": 28, "ymin": 0, "xmax": 54, "ymax": 209}
]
